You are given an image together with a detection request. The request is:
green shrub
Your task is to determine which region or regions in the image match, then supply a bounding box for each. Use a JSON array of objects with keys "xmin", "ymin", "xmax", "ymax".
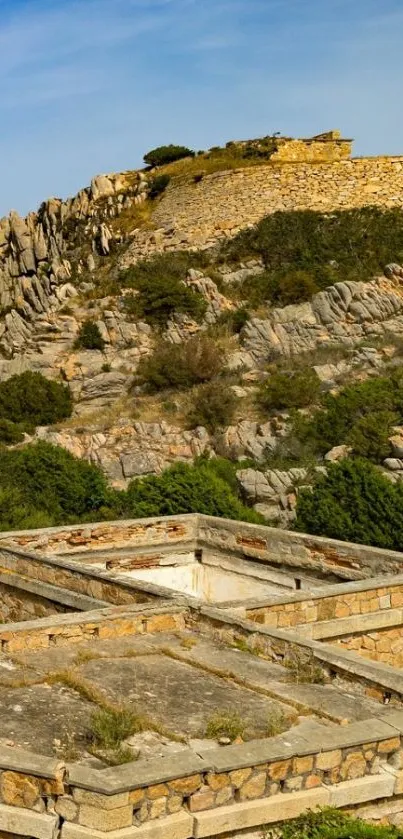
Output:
[
  {"xmin": 218, "ymin": 307, "xmax": 250, "ymax": 334},
  {"xmin": 223, "ymin": 206, "xmax": 403, "ymax": 305},
  {"xmin": 187, "ymin": 381, "xmax": 236, "ymax": 432},
  {"xmin": 259, "ymin": 368, "xmax": 321, "ymax": 412},
  {"xmin": 120, "ymin": 254, "xmax": 207, "ymax": 326},
  {"xmin": 120, "ymin": 462, "xmax": 263, "ymax": 523},
  {"xmin": 294, "ymin": 374, "xmax": 403, "ymax": 461},
  {"xmin": 143, "ymin": 145, "xmax": 195, "ymax": 168},
  {"xmin": 148, "ymin": 174, "xmax": 171, "ymax": 198},
  {"xmin": 90, "ymin": 707, "xmax": 143, "ymax": 749},
  {"xmin": 346, "ymin": 410, "xmax": 397, "ymax": 461},
  {"xmin": 74, "ymin": 320, "xmax": 105, "ymax": 351},
  {"xmin": 0, "ymin": 372, "xmax": 72, "ymax": 428},
  {"xmin": 0, "ymin": 419, "xmax": 25, "ymax": 444},
  {"xmin": 295, "ymin": 459, "xmax": 403, "ymax": 549},
  {"xmin": 267, "ymin": 807, "xmax": 400, "ymax": 839},
  {"xmin": 0, "ymin": 442, "xmax": 112, "ymax": 526},
  {"xmin": 138, "ymin": 334, "xmax": 223, "ymax": 392}
]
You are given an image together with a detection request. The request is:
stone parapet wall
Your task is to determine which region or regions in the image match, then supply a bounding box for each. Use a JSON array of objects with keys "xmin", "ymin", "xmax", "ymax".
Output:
[
  {"xmin": 1, "ymin": 713, "xmax": 403, "ymax": 838},
  {"xmin": 0, "ymin": 602, "xmax": 186, "ymax": 653},
  {"xmin": 0, "ymin": 580, "xmax": 70, "ymax": 623},
  {"xmin": 150, "ymin": 157, "xmax": 403, "ymax": 251},
  {"xmin": 198, "ymin": 516, "xmax": 403, "ymax": 581},
  {"xmin": 0, "ymin": 516, "xmax": 197, "ymax": 556},
  {"xmin": 334, "ymin": 626, "xmax": 403, "ymax": 667},
  {"xmin": 243, "ymin": 576, "xmax": 403, "ymax": 628}
]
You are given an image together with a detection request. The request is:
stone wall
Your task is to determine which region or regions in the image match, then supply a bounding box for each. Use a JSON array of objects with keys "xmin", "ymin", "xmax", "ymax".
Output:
[
  {"xmin": 148, "ymin": 156, "xmax": 403, "ymax": 252},
  {"xmin": 334, "ymin": 626, "xmax": 403, "ymax": 667},
  {"xmin": 244, "ymin": 577, "xmax": 403, "ymax": 629},
  {"xmin": 0, "ymin": 516, "xmax": 197, "ymax": 556},
  {"xmin": 0, "ymin": 580, "xmax": 70, "ymax": 623},
  {"xmin": 198, "ymin": 516, "xmax": 403, "ymax": 581},
  {"xmin": 1, "ymin": 713, "xmax": 403, "ymax": 838}
]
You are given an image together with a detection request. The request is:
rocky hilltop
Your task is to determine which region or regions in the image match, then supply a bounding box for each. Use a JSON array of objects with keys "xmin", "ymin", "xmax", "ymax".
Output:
[{"xmin": 2, "ymin": 131, "xmax": 403, "ymax": 528}]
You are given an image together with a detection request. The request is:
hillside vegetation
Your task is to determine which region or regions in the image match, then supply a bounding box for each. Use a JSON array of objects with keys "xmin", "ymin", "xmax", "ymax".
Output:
[{"xmin": 1, "ymin": 142, "xmax": 403, "ymax": 547}]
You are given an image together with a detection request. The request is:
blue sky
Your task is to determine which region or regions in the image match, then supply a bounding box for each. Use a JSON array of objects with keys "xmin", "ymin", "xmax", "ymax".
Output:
[{"xmin": 1, "ymin": 0, "xmax": 403, "ymax": 217}]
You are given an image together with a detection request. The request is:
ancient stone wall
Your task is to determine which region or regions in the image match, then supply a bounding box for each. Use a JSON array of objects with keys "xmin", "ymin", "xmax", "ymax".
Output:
[
  {"xmin": 0, "ymin": 712, "xmax": 403, "ymax": 839},
  {"xmin": 149, "ymin": 156, "xmax": 403, "ymax": 252},
  {"xmin": 333, "ymin": 626, "xmax": 403, "ymax": 667},
  {"xmin": 198, "ymin": 516, "xmax": 403, "ymax": 581},
  {"xmin": 0, "ymin": 580, "xmax": 70, "ymax": 623},
  {"xmin": 244, "ymin": 578, "xmax": 403, "ymax": 629}
]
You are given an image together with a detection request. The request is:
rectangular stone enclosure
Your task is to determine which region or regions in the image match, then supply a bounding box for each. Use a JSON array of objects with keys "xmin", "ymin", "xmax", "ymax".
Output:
[{"xmin": 1, "ymin": 514, "xmax": 403, "ymax": 839}]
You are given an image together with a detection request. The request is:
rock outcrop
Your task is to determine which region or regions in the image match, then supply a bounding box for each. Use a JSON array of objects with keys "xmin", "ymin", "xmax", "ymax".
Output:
[{"xmin": 243, "ymin": 275, "xmax": 403, "ymax": 362}]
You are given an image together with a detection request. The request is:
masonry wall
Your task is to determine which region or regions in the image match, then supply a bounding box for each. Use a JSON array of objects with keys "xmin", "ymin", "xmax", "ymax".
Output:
[
  {"xmin": 244, "ymin": 579, "xmax": 403, "ymax": 628},
  {"xmin": 152, "ymin": 156, "xmax": 403, "ymax": 248},
  {"xmin": 0, "ymin": 516, "xmax": 197, "ymax": 556},
  {"xmin": 333, "ymin": 626, "xmax": 403, "ymax": 667},
  {"xmin": 198, "ymin": 516, "xmax": 403, "ymax": 581},
  {"xmin": 0, "ymin": 580, "xmax": 70, "ymax": 623}
]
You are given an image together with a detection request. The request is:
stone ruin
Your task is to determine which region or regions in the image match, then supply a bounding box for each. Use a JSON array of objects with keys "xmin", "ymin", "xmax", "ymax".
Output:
[{"xmin": 1, "ymin": 514, "xmax": 403, "ymax": 838}]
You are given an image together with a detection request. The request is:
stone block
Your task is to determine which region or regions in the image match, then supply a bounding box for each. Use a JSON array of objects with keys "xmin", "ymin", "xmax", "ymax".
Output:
[
  {"xmin": 238, "ymin": 773, "xmax": 266, "ymax": 800},
  {"xmin": 0, "ymin": 802, "xmax": 58, "ymax": 839},
  {"xmin": 55, "ymin": 796, "xmax": 79, "ymax": 821},
  {"xmin": 316, "ymin": 750, "xmax": 342, "ymax": 771},
  {"xmin": 378, "ymin": 737, "xmax": 401, "ymax": 753},
  {"xmin": 78, "ymin": 804, "xmax": 133, "ymax": 831},
  {"xmin": 193, "ymin": 787, "xmax": 330, "ymax": 837},
  {"xmin": 292, "ymin": 756, "xmax": 314, "ymax": 774},
  {"xmin": 189, "ymin": 787, "xmax": 216, "ymax": 812},
  {"xmin": 330, "ymin": 772, "xmax": 395, "ymax": 807},
  {"xmin": 0, "ymin": 771, "xmax": 41, "ymax": 809},
  {"xmin": 62, "ymin": 811, "xmax": 194, "ymax": 839},
  {"xmin": 72, "ymin": 789, "xmax": 130, "ymax": 809},
  {"xmin": 205, "ymin": 773, "xmax": 229, "ymax": 791},
  {"xmin": 147, "ymin": 784, "xmax": 169, "ymax": 800},
  {"xmin": 170, "ymin": 775, "xmax": 202, "ymax": 795},
  {"xmin": 229, "ymin": 768, "xmax": 252, "ymax": 788}
]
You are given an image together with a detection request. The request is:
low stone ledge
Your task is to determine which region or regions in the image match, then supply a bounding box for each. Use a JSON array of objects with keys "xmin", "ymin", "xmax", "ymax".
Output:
[
  {"xmin": 309, "ymin": 608, "xmax": 403, "ymax": 641},
  {"xmin": 316, "ymin": 643, "xmax": 403, "ymax": 695},
  {"xmin": 197, "ymin": 739, "xmax": 294, "ymax": 773},
  {"xmin": 328, "ymin": 770, "xmax": 395, "ymax": 807},
  {"xmin": 0, "ymin": 746, "xmax": 65, "ymax": 781},
  {"xmin": 242, "ymin": 573, "xmax": 403, "ymax": 612},
  {"xmin": 193, "ymin": 787, "xmax": 331, "ymax": 837},
  {"xmin": 61, "ymin": 811, "xmax": 194, "ymax": 839},
  {"xmin": 0, "ymin": 802, "xmax": 59, "ymax": 839},
  {"xmin": 68, "ymin": 753, "xmax": 212, "ymax": 795},
  {"xmin": 0, "ymin": 568, "xmax": 109, "ymax": 612}
]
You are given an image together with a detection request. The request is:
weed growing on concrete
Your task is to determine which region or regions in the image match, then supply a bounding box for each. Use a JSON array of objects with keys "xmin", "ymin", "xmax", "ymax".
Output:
[
  {"xmin": 205, "ymin": 710, "xmax": 246, "ymax": 741},
  {"xmin": 285, "ymin": 646, "xmax": 326, "ymax": 685},
  {"xmin": 266, "ymin": 708, "xmax": 294, "ymax": 737},
  {"xmin": 90, "ymin": 706, "xmax": 144, "ymax": 749}
]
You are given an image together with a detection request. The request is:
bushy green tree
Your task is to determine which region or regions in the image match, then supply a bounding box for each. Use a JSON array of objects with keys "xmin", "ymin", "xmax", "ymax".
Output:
[
  {"xmin": 295, "ymin": 459, "xmax": 403, "ymax": 549},
  {"xmin": 0, "ymin": 442, "xmax": 112, "ymax": 526},
  {"xmin": 0, "ymin": 371, "xmax": 72, "ymax": 428},
  {"xmin": 120, "ymin": 461, "xmax": 262, "ymax": 523},
  {"xmin": 144, "ymin": 145, "xmax": 195, "ymax": 167},
  {"xmin": 287, "ymin": 372, "xmax": 403, "ymax": 463},
  {"xmin": 259, "ymin": 368, "xmax": 321, "ymax": 412},
  {"xmin": 120, "ymin": 254, "xmax": 207, "ymax": 326},
  {"xmin": 74, "ymin": 320, "xmax": 105, "ymax": 351}
]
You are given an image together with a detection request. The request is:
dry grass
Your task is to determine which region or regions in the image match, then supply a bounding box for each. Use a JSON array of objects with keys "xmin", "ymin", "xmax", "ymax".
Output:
[
  {"xmin": 205, "ymin": 710, "xmax": 246, "ymax": 741},
  {"xmin": 158, "ymin": 153, "xmax": 271, "ymax": 180}
]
